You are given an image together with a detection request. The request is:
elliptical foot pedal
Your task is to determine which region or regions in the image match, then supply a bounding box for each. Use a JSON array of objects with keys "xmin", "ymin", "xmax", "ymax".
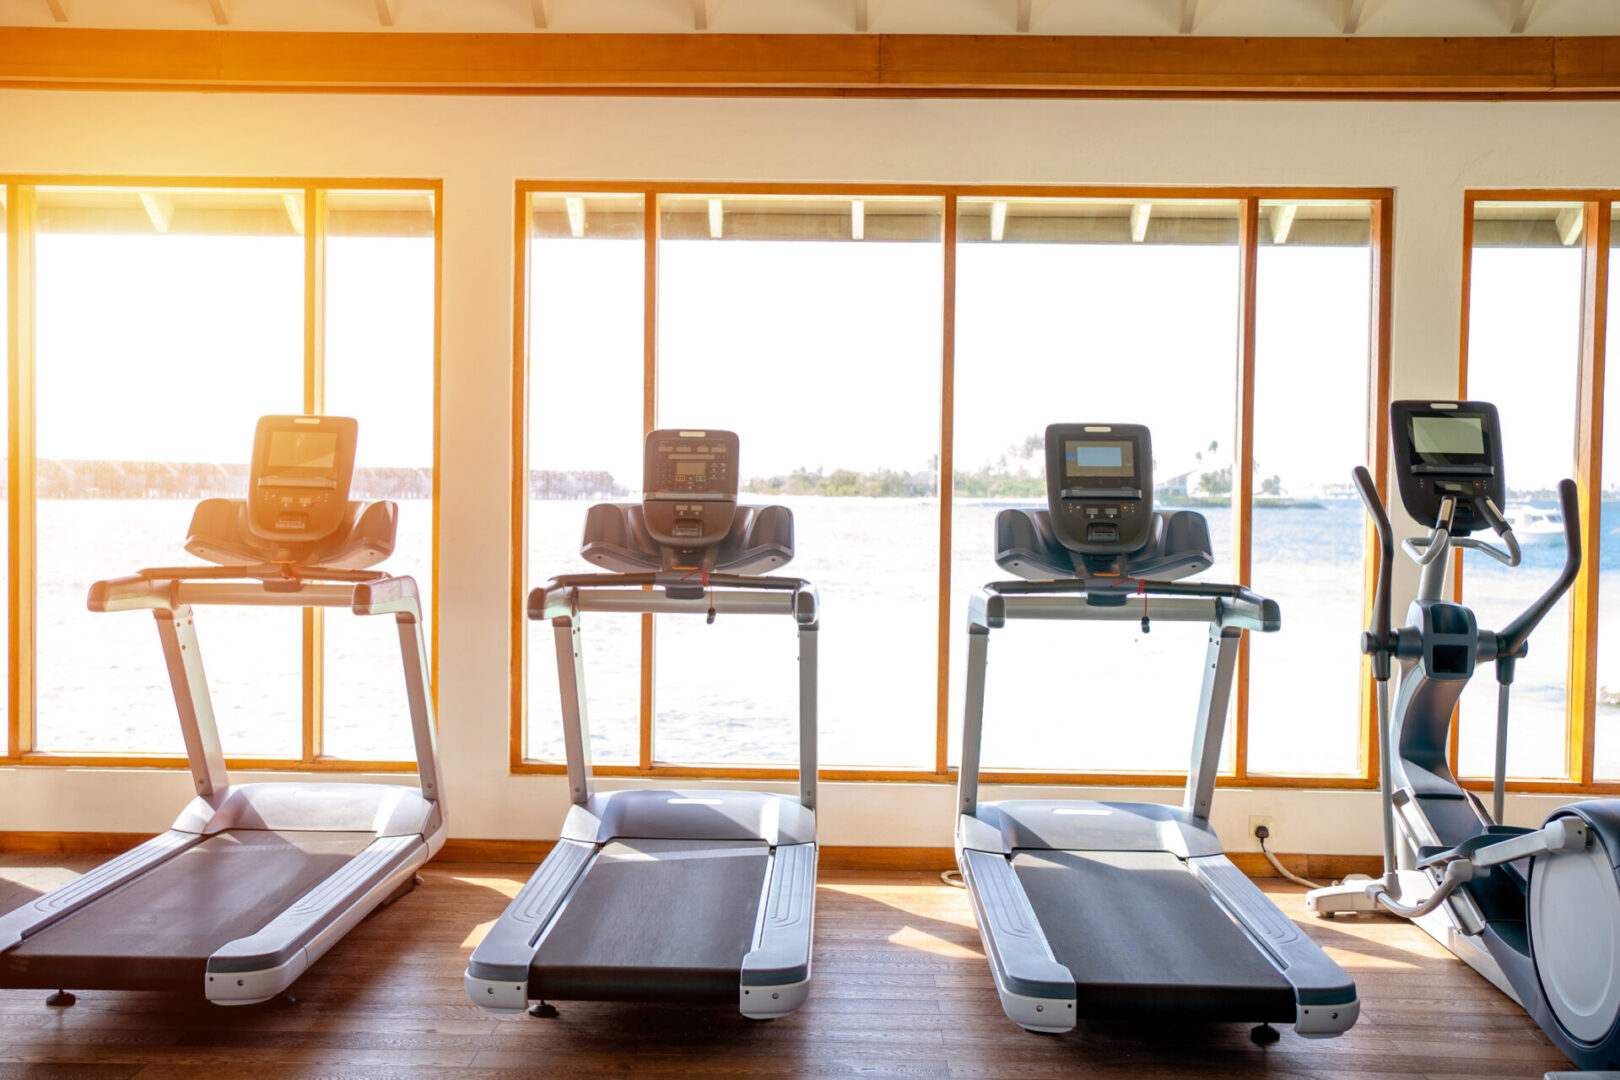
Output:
[
  {"xmin": 529, "ymin": 1002, "xmax": 558, "ymax": 1019},
  {"xmin": 1250, "ymin": 1023, "xmax": 1279, "ymax": 1045},
  {"xmin": 45, "ymin": 990, "xmax": 75, "ymax": 1008}
]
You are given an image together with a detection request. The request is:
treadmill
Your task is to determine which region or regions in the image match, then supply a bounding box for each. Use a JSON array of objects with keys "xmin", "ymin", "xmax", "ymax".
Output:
[
  {"xmin": 0, "ymin": 415, "xmax": 444, "ymax": 1005},
  {"xmin": 466, "ymin": 429, "xmax": 818, "ymax": 1019},
  {"xmin": 955, "ymin": 422, "xmax": 1359, "ymax": 1039}
]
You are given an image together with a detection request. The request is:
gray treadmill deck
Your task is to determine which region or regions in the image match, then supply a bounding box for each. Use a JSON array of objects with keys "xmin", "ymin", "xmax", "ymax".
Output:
[
  {"xmin": 533, "ymin": 838, "xmax": 769, "ymax": 1004},
  {"xmin": 1013, "ymin": 850, "xmax": 1296, "ymax": 1022},
  {"xmin": 0, "ymin": 829, "xmax": 374, "ymax": 992}
]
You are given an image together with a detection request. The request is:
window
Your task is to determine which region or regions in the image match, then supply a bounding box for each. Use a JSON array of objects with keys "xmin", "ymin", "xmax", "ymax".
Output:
[
  {"xmin": 514, "ymin": 186, "xmax": 1390, "ymax": 785},
  {"xmin": 656, "ymin": 195, "xmax": 943, "ymax": 768},
  {"xmin": 949, "ymin": 197, "xmax": 1241, "ymax": 773},
  {"xmin": 1460, "ymin": 200, "xmax": 1586, "ymax": 781},
  {"xmin": 4, "ymin": 181, "xmax": 439, "ymax": 767},
  {"xmin": 1246, "ymin": 201, "xmax": 1375, "ymax": 777},
  {"xmin": 522, "ymin": 193, "xmax": 646, "ymax": 765}
]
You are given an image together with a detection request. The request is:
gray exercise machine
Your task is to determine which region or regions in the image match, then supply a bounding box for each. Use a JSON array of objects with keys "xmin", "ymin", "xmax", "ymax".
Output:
[
  {"xmin": 465, "ymin": 429, "xmax": 818, "ymax": 1019},
  {"xmin": 956, "ymin": 422, "xmax": 1359, "ymax": 1039},
  {"xmin": 1306, "ymin": 400, "xmax": 1620, "ymax": 1072},
  {"xmin": 0, "ymin": 414, "xmax": 444, "ymax": 1005}
]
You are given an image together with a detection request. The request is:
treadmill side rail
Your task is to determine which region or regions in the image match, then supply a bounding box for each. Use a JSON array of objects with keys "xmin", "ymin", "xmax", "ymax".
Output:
[
  {"xmin": 466, "ymin": 839, "xmax": 596, "ymax": 1013},
  {"xmin": 206, "ymin": 834, "xmax": 428, "ymax": 1005},
  {"xmin": 0, "ymin": 830, "xmax": 200, "ymax": 951},
  {"xmin": 959, "ymin": 849, "xmax": 1077, "ymax": 1032},
  {"xmin": 741, "ymin": 842, "xmax": 817, "ymax": 1018},
  {"xmin": 1188, "ymin": 854, "xmax": 1360, "ymax": 1035}
]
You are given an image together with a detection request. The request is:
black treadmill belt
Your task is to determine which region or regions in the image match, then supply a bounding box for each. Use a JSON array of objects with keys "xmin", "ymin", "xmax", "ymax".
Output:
[
  {"xmin": 534, "ymin": 839, "xmax": 768, "ymax": 1004},
  {"xmin": 1013, "ymin": 850, "xmax": 1296, "ymax": 1023},
  {"xmin": 1, "ymin": 829, "xmax": 374, "ymax": 991}
]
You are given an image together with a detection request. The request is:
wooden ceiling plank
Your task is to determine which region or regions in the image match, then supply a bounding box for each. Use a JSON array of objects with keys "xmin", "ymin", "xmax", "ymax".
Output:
[
  {"xmin": 207, "ymin": 0, "xmax": 228, "ymax": 26},
  {"xmin": 138, "ymin": 192, "xmax": 174, "ymax": 234},
  {"xmin": 1269, "ymin": 203, "xmax": 1297, "ymax": 243},
  {"xmin": 44, "ymin": 0, "xmax": 66, "ymax": 22},
  {"xmin": 531, "ymin": 0, "xmax": 547, "ymax": 30},
  {"xmin": 565, "ymin": 196, "xmax": 585, "ymax": 237},
  {"xmin": 376, "ymin": 0, "xmax": 394, "ymax": 28},
  {"xmin": 1556, "ymin": 206, "xmax": 1583, "ymax": 245},
  {"xmin": 282, "ymin": 192, "xmax": 305, "ymax": 235},
  {"xmin": 1130, "ymin": 202, "xmax": 1151, "ymax": 242},
  {"xmin": 692, "ymin": 0, "xmax": 709, "ymax": 31},
  {"xmin": 1016, "ymin": 0, "xmax": 1031, "ymax": 34},
  {"xmin": 854, "ymin": 0, "xmax": 867, "ymax": 33},
  {"xmin": 1180, "ymin": 0, "xmax": 1199, "ymax": 34}
]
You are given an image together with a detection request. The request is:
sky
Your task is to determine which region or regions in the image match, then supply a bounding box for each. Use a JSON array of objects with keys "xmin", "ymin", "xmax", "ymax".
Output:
[{"xmin": 9, "ymin": 225, "xmax": 1614, "ymax": 499}]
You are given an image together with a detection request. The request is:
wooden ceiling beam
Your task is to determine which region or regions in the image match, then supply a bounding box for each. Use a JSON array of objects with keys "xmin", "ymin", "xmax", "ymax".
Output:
[
  {"xmin": 376, "ymin": 0, "xmax": 394, "ymax": 28},
  {"xmin": 1180, "ymin": 0, "xmax": 1198, "ymax": 34},
  {"xmin": 44, "ymin": 0, "xmax": 66, "ymax": 22},
  {"xmin": 0, "ymin": 30, "xmax": 1617, "ymax": 96},
  {"xmin": 1016, "ymin": 0, "xmax": 1031, "ymax": 34},
  {"xmin": 207, "ymin": 0, "xmax": 228, "ymax": 26},
  {"xmin": 854, "ymin": 0, "xmax": 867, "ymax": 33},
  {"xmin": 281, "ymin": 191, "xmax": 305, "ymax": 235},
  {"xmin": 692, "ymin": 0, "xmax": 710, "ymax": 31},
  {"xmin": 531, "ymin": 0, "xmax": 547, "ymax": 30}
]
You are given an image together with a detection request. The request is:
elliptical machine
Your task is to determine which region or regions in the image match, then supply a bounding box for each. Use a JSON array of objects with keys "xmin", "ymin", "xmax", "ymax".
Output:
[{"xmin": 1307, "ymin": 400, "xmax": 1620, "ymax": 1070}]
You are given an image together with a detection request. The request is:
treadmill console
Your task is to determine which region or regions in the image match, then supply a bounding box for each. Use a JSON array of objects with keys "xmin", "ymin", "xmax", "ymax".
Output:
[
  {"xmin": 1044, "ymin": 423, "xmax": 1152, "ymax": 554},
  {"xmin": 643, "ymin": 429, "xmax": 740, "ymax": 553},
  {"xmin": 1390, "ymin": 400, "xmax": 1504, "ymax": 537},
  {"xmin": 248, "ymin": 415, "xmax": 358, "ymax": 543}
]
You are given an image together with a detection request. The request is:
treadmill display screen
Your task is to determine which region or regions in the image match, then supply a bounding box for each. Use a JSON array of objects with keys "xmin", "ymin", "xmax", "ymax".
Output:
[
  {"xmin": 268, "ymin": 431, "xmax": 339, "ymax": 471},
  {"xmin": 1410, "ymin": 415, "xmax": 1488, "ymax": 465},
  {"xmin": 1064, "ymin": 440, "xmax": 1135, "ymax": 478}
]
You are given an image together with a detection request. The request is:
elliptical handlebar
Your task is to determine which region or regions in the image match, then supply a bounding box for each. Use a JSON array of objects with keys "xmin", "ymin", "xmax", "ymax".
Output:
[
  {"xmin": 1495, "ymin": 478, "xmax": 1582, "ymax": 660},
  {"xmin": 1353, "ymin": 465, "xmax": 1395, "ymax": 673}
]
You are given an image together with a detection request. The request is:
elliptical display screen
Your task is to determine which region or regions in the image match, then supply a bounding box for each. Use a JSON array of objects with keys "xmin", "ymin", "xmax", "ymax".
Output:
[{"xmin": 1410, "ymin": 414, "xmax": 1488, "ymax": 465}]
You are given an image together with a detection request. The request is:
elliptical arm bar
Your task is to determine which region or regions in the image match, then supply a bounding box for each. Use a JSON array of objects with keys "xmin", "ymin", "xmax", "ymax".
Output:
[
  {"xmin": 1352, "ymin": 465, "xmax": 1394, "ymax": 663},
  {"xmin": 1401, "ymin": 496, "xmax": 1455, "ymax": 567},
  {"xmin": 1454, "ymin": 497, "xmax": 1522, "ymax": 567},
  {"xmin": 1495, "ymin": 478, "xmax": 1582, "ymax": 660}
]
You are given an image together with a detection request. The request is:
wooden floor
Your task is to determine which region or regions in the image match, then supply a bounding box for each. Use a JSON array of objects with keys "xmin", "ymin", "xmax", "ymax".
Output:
[{"xmin": 0, "ymin": 857, "xmax": 1573, "ymax": 1079}]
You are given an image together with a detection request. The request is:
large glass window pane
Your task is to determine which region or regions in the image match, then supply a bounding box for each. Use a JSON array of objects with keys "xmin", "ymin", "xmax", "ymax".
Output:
[
  {"xmin": 1246, "ymin": 202, "xmax": 1374, "ymax": 776},
  {"xmin": 1597, "ymin": 206, "xmax": 1620, "ymax": 779},
  {"xmin": 33, "ymin": 187, "xmax": 304, "ymax": 756},
  {"xmin": 949, "ymin": 198, "xmax": 1240, "ymax": 772},
  {"xmin": 525, "ymin": 193, "xmax": 644, "ymax": 764},
  {"xmin": 656, "ymin": 195, "xmax": 943, "ymax": 768},
  {"xmin": 1460, "ymin": 201, "xmax": 1585, "ymax": 780},
  {"xmin": 321, "ymin": 190, "xmax": 437, "ymax": 762}
]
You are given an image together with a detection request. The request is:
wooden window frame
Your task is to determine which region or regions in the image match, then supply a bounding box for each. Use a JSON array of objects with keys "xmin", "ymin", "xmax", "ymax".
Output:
[
  {"xmin": 511, "ymin": 181, "xmax": 1393, "ymax": 789},
  {"xmin": 1, "ymin": 174, "xmax": 443, "ymax": 772},
  {"xmin": 1455, "ymin": 189, "xmax": 1616, "ymax": 797}
]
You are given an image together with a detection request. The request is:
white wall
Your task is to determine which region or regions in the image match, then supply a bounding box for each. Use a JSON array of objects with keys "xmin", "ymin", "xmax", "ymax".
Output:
[{"xmin": 2, "ymin": 89, "xmax": 1618, "ymax": 856}]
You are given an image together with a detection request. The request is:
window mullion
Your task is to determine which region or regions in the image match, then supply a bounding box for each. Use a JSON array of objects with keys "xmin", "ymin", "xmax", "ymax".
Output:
[
  {"xmin": 935, "ymin": 193, "xmax": 957, "ymax": 778},
  {"xmin": 7, "ymin": 184, "xmax": 37, "ymax": 760},
  {"xmin": 1570, "ymin": 197, "xmax": 1611, "ymax": 787},
  {"xmin": 302, "ymin": 187, "xmax": 327, "ymax": 763},
  {"xmin": 1232, "ymin": 197, "xmax": 1260, "ymax": 780},
  {"xmin": 640, "ymin": 193, "xmax": 657, "ymax": 771}
]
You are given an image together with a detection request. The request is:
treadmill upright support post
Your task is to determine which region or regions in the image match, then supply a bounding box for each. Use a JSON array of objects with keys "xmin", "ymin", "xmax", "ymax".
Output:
[
  {"xmin": 958, "ymin": 625, "xmax": 991, "ymax": 817},
  {"xmin": 391, "ymin": 601, "xmax": 441, "ymax": 807},
  {"xmin": 1183, "ymin": 625, "xmax": 1240, "ymax": 822},
  {"xmin": 154, "ymin": 605, "xmax": 228, "ymax": 798},
  {"xmin": 797, "ymin": 623, "xmax": 818, "ymax": 811},
  {"xmin": 554, "ymin": 615, "xmax": 594, "ymax": 806}
]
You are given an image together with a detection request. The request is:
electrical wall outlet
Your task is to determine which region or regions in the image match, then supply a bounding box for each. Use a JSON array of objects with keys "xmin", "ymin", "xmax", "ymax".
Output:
[{"xmin": 1248, "ymin": 815, "xmax": 1274, "ymax": 840}]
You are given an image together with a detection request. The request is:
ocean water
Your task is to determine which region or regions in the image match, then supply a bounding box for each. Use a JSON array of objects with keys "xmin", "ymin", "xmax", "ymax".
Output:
[{"xmin": 17, "ymin": 494, "xmax": 1620, "ymax": 783}]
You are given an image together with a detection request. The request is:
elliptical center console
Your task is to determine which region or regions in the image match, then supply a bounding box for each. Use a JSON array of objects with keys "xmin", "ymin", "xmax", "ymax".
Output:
[{"xmin": 1390, "ymin": 400, "xmax": 1505, "ymax": 536}]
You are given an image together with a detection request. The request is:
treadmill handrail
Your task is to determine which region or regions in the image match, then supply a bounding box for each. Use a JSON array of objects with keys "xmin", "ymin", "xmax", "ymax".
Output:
[
  {"xmin": 967, "ymin": 580, "xmax": 1279, "ymax": 635},
  {"xmin": 85, "ymin": 569, "xmax": 442, "ymax": 810},
  {"xmin": 529, "ymin": 571, "xmax": 819, "ymax": 813},
  {"xmin": 530, "ymin": 572, "xmax": 816, "ymax": 624}
]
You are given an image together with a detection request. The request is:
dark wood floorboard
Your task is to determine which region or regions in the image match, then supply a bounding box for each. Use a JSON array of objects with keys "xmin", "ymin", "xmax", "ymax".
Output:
[{"xmin": 0, "ymin": 858, "xmax": 1573, "ymax": 1078}]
